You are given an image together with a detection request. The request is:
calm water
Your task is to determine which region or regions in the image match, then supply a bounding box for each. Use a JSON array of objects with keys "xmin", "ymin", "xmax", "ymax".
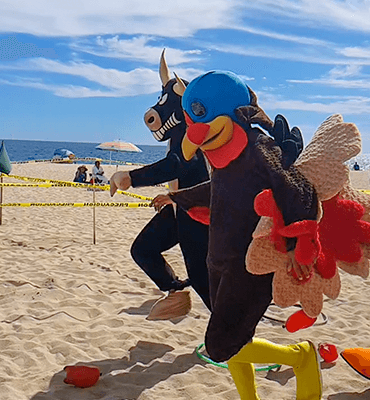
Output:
[
  {"xmin": 0, "ymin": 139, "xmax": 167, "ymax": 165},
  {"xmin": 1, "ymin": 138, "xmax": 369, "ymax": 171}
]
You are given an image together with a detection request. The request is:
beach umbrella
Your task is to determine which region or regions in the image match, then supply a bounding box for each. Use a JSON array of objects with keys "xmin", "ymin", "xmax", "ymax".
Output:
[
  {"xmin": 96, "ymin": 140, "xmax": 142, "ymax": 163},
  {"xmin": 96, "ymin": 141, "xmax": 142, "ymax": 153},
  {"xmin": 53, "ymin": 148, "xmax": 75, "ymax": 159}
]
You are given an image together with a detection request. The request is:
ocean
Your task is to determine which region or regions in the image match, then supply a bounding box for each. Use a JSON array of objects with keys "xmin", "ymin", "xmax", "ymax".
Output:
[
  {"xmin": 1, "ymin": 139, "xmax": 167, "ymax": 165},
  {"xmin": 1, "ymin": 138, "xmax": 369, "ymax": 171}
]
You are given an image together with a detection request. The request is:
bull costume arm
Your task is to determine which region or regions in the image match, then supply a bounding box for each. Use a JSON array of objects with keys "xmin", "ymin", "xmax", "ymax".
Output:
[
  {"xmin": 129, "ymin": 152, "xmax": 181, "ymax": 188},
  {"xmin": 129, "ymin": 149, "xmax": 209, "ymax": 189}
]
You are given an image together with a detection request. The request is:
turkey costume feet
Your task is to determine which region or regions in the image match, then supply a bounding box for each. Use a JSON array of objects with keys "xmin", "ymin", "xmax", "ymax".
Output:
[{"xmin": 228, "ymin": 339, "xmax": 322, "ymax": 400}]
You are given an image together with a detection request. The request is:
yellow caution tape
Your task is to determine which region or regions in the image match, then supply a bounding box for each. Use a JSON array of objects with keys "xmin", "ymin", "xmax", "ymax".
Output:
[
  {"xmin": 7, "ymin": 174, "xmax": 100, "ymax": 187},
  {"xmin": 0, "ymin": 202, "xmax": 152, "ymax": 208},
  {"xmin": 4, "ymin": 174, "xmax": 154, "ymax": 201},
  {"xmin": 11, "ymin": 158, "xmax": 146, "ymax": 166},
  {"xmin": 118, "ymin": 190, "xmax": 153, "ymax": 201},
  {"xmin": 0, "ymin": 183, "xmax": 72, "ymax": 188}
]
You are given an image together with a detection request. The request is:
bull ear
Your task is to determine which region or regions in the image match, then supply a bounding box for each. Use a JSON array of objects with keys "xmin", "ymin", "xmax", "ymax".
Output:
[
  {"xmin": 159, "ymin": 48, "xmax": 171, "ymax": 87},
  {"xmin": 173, "ymin": 72, "xmax": 186, "ymax": 97}
]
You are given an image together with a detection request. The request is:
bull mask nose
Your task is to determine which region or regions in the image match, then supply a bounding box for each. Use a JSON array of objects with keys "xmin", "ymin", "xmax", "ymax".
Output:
[{"xmin": 144, "ymin": 108, "xmax": 162, "ymax": 132}]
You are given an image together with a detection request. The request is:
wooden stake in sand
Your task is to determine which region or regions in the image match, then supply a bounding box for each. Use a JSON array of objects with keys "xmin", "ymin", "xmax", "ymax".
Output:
[{"xmin": 92, "ymin": 178, "xmax": 96, "ymax": 245}]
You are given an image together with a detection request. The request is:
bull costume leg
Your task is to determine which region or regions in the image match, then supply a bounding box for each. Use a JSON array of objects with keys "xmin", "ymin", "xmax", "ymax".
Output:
[
  {"xmin": 131, "ymin": 205, "xmax": 189, "ymax": 292},
  {"xmin": 176, "ymin": 208, "xmax": 211, "ymax": 310},
  {"xmin": 131, "ymin": 202, "xmax": 210, "ymax": 302},
  {"xmin": 131, "ymin": 205, "xmax": 211, "ymax": 317}
]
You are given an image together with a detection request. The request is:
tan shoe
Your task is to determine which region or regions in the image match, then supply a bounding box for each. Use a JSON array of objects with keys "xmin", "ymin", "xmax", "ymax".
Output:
[{"xmin": 146, "ymin": 291, "xmax": 192, "ymax": 321}]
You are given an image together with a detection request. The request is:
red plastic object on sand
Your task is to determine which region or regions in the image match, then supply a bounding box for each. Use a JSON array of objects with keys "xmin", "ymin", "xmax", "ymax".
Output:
[
  {"xmin": 64, "ymin": 365, "xmax": 101, "ymax": 388},
  {"xmin": 318, "ymin": 343, "xmax": 338, "ymax": 363},
  {"xmin": 285, "ymin": 309, "xmax": 317, "ymax": 333}
]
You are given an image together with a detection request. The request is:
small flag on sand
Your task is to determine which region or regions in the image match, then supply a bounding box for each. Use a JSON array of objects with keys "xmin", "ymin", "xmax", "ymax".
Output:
[{"xmin": 0, "ymin": 142, "xmax": 12, "ymax": 175}]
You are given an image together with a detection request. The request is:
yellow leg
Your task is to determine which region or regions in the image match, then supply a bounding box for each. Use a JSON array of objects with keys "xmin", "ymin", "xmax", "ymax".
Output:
[
  {"xmin": 228, "ymin": 359, "xmax": 259, "ymax": 400},
  {"xmin": 227, "ymin": 338, "xmax": 322, "ymax": 400}
]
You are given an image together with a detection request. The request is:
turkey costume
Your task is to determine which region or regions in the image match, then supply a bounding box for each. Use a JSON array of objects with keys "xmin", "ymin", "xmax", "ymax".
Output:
[
  {"xmin": 167, "ymin": 70, "xmax": 334, "ymax": 400},
  {"xmin": 166, "ymin": 70, "xmax": 370, "ymax": 399}
]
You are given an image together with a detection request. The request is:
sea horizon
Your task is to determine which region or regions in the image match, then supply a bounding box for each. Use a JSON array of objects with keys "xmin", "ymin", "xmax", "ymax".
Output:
[
  {"xmin": 1, "ymin": 137, "xmax": 369, "ymax": 171},
  {"xmin": 1, "ymin": 138, "xmax": 167, "ymax": 165}
]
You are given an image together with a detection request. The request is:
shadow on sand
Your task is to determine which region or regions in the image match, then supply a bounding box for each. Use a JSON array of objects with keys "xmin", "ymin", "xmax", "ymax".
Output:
[{"xmin": 30, "ymin": 340, "xmax": 206, "ymax": 400}]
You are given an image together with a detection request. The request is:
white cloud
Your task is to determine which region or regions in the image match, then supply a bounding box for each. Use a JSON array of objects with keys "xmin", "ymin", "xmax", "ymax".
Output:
[
  {"xmin": 0, "ymin": 58, "xmax": 205, "ymax": 97},
  {"xmin": 288, "ymin": 78, "xmax": 370, "ymax": 90},
  {"xmin": 168, "ymin": 67, "xmax": 205, "ymax": 82},
  {"xmin": 233, "ymin": 25, "xmax": 333, "ymax": 47},
  {"xmin": 0, "ymin": 58, "xmax": 160, "ymax": 92},
  {"xmin": 72, "ymin": 36, "xmax": 202, "ymax": 65},
  {"xmin": 327, "ymin": 65, "xmax": 363, "ymax": 79},
  {"xmin": 204, "ymin": 41, "xmax": 370, "ymax": 67},
  {"xmin": 2, "ymin": 0, "xmax": 370, "ymax": 39},
  {"xmin": 0, "ymin": 77, "xmax": 121, "ymax": 98},
  {"xmin": 0, "ymin": 0, "xmax": 236, "ymax": 37},
  {"xmin": 339, "ymin": 47, "xmax": 370, "ymax": 59},
  {"xmin": 239, "ymin": 0, "xmax": 370, "ymax": 33},
  {"xmin": 260, "ymin": 92, "xmax": 370, "ymax": 115}
]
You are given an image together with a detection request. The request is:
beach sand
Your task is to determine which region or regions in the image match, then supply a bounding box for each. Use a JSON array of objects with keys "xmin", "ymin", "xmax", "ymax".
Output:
[{"xmin": 0, "ymin": 163, "xmax": 369, "ymax": 400}]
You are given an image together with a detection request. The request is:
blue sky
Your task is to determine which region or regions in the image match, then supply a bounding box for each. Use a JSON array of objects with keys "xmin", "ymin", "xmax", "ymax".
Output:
[{"xmin": 1, "ymin": 1, "xmax": 370, "ymax": 152}]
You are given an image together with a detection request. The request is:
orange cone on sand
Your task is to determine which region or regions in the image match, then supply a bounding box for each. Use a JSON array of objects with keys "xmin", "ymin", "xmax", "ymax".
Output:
[
  {"xmin": 341, "ymin": 348, "xmax": 370, "ymax": 379},
  {"xmin": 64, "ymin": 365, "xmax": 101, "ymax": 388}
]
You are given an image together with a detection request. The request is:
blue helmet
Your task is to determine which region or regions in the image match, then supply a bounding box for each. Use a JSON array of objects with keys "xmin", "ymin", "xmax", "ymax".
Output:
[{"xmin": 182, "ymin": 71, "xmax": 251, "ymax": 124}]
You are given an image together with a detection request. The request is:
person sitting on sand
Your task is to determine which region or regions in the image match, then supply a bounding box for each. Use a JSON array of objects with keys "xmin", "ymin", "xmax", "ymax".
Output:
[
  {"xmin": 92, "ymin": 160, "xmax": 109, "ymax": 184},
  {"xmin": 353, "ymin": 161, "xmax": 360, "ymax": 171},
  {"xmin": 73, "ymin": 165, "xmax": 88, "ymax": 183}
]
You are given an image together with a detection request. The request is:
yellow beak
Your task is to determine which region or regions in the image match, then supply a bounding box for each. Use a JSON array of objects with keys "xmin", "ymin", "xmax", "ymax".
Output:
[{"xmin": 182, "ymin": 116, "xmax": 234, "ymax": 161}]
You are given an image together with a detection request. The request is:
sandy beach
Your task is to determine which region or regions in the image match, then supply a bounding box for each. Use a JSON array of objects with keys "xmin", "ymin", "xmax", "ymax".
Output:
[{"xmin": 0, "ymin": 162, "xmax": 369, "ymax": 400}]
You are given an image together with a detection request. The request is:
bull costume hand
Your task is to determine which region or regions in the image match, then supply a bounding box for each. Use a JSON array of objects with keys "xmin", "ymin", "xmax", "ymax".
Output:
[
  {"xmin": 151, "ymin": 194, "xmax": 174, "ymax": 212},
  {"xmin": 110, "ymin": 171, "xmax": 132, "ymax": 196}
]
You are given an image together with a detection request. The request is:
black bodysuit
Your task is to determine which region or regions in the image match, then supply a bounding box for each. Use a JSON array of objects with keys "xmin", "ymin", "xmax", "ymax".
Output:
[{"xmin": 170, "ymin": 129, "xmax": 318, "ymax": 362}]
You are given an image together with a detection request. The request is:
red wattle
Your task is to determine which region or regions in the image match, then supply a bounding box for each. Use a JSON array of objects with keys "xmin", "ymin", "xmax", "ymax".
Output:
[
  {"xmin": 186, "ymin": 122, "xmax": 210, "ymax": 146},
  {"xmin": 187, "ymin": 206, "xmax": 210, "ymax": 225}
]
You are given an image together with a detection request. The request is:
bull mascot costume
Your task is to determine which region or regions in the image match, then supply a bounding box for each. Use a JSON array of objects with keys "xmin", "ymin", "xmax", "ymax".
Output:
[{"xmin": 110, "ymin": 50, "xmax": 211, "ymax": 318}]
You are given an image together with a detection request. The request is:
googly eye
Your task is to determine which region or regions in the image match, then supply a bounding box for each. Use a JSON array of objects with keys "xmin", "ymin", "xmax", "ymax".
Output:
[
  {"xmin": 191, "ymin": 101, "xmax": 206, "ymax": 117},
  {"xmin": 158, "ymin": 93, "xmax": 168, "ymax": 106}
]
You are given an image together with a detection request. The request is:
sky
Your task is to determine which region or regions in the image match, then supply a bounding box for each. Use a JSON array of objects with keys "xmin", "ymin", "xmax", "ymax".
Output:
[{"xmin": 1, "ymin": 1, "xmax": 370, "ymax": 152}]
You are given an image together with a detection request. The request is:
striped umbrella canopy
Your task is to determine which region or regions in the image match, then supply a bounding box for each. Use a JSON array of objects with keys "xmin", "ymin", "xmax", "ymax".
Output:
[{"xmin": 96, "ymin": 141, "xmax": 142, "ymax": 153}]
